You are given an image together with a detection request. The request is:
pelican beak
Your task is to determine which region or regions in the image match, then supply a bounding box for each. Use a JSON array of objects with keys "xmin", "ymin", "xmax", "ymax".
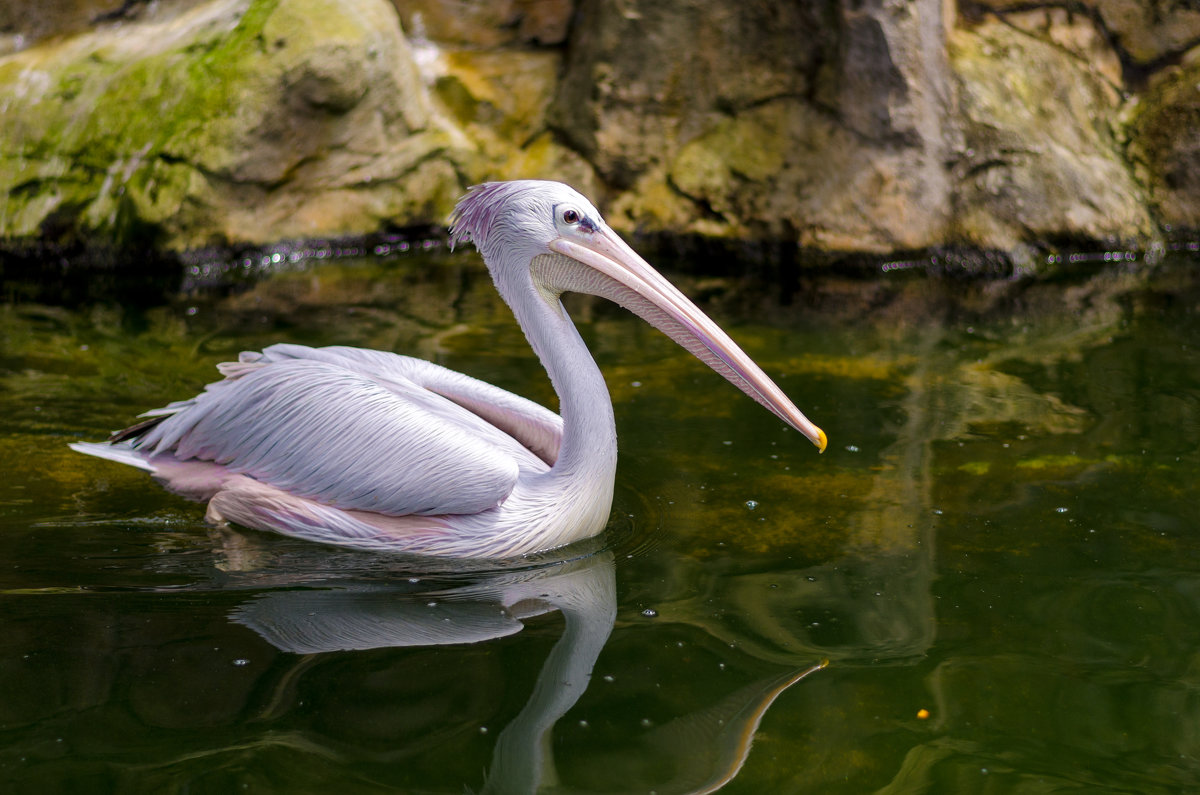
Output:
[{"xmin": 548, "ymin": 228, "xmax": 827, "ymax": 452}]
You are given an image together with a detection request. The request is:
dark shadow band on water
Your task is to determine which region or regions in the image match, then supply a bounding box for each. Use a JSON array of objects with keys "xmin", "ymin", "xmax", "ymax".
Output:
[{"xmin": 7, "ymin": 224, "xmax": 1200, "ymax": 310}]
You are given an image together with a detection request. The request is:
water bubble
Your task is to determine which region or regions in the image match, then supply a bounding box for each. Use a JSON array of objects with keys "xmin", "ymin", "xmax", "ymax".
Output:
[
  {"xmin": 641, "ymin": 608, "xmax": 659, "ymax": 618},
  {"xmin": 232, "ymin": 658, "xmax": 249, "ymax": 667},
  {"xmin": 1056, "ymin": 507, "xmax": 1069, "ymax": 514},
  {"xmin": 745, "ymin": 500, "xmax": 759, "ymax": 510}
]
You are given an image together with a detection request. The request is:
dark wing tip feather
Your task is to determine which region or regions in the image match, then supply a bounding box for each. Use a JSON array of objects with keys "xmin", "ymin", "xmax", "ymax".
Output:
[{"xmin": 108, "ymin": 414, "xmax": 169, "ymax": 444}]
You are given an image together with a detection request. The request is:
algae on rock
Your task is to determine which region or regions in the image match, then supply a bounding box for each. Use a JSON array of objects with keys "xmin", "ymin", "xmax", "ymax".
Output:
[
  {"xmin": 0, "ymin": 0, "xmax": 460, "ymax": 249},
  {"xmin": 948, "ymin": 17, "xmax": 1153, "ymax": 250},
  {"xmin": 1126, "ymin": 52, "xmax": 1200, "ymax": 231}
]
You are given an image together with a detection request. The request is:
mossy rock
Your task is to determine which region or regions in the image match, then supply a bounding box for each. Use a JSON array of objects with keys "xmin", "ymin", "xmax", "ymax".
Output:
[
  {"xmin": 948, "ymin": 18, "xmax": 1154, "ymax": 250},
  {"xmin": 0, "ymin": 0, "xmax": 460, "ymax": 250},
  {"xmin": 1126, "ymin": 52, "xmax": 1200, "ymax": 231}
]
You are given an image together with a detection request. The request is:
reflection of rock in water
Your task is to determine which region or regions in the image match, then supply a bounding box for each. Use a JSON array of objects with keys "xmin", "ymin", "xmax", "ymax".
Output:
[
  {"xmin": 636, "ymin": 290, "xmax": 1123, "ymax": 673},
  {"xmin": 851, "ymin": 315, "xmax": 1094, "ymax": 551}
]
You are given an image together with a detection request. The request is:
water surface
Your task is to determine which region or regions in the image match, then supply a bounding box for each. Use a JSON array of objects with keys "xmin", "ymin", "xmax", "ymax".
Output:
[{"xmin": 2, "ymin": 250, "xmax": 1199, "ymax": 793}]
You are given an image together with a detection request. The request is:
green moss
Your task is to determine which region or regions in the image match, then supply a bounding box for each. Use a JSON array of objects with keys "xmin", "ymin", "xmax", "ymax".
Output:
[
  {"xmin": 0, "ymin": 0, "xmax": 283, "ymax": 244},
  {"xmin": 671, "ymin": 102, "xmax": 790, "ymax": 201},
  {"xmin": 1015, "ymin": 454, "xmax": 1086, "ymax": 471}
]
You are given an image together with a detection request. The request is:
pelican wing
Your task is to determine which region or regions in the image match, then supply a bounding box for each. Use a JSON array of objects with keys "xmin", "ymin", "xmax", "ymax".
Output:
[
  {"xmin": 254, "ymin": 344, "xmax": 563, "ymax": 465},
  {"xmin": 134, "ymin": 353, "xmax": 551, "ymax": 517}
]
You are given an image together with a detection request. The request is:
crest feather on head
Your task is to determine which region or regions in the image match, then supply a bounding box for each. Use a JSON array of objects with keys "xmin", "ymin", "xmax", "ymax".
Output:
[{"xmin": 450, "ymin": 181, "xmax": 541, "ymax": 252}]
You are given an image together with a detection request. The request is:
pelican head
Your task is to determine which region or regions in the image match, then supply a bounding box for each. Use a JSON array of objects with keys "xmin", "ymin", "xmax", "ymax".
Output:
[{"xmin": 451, "ymin": 180, "xmax": 827, "ymax": 452}]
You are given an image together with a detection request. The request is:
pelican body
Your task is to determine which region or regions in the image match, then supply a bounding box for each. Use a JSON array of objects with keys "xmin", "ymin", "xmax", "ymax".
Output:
[{"xmin": 72, "ymin": 181, "xmax": 825, "ymax": 558}]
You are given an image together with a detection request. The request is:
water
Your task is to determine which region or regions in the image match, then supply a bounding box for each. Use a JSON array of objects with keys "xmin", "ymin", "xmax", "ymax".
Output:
[{"xmin": 2, "ymin": 249, "xmax": 1200, "ymax": 792}]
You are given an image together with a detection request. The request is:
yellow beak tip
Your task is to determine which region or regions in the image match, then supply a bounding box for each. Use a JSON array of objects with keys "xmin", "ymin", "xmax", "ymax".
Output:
[{"xmin": 816, "ymin": 428, "xmax": 828, "ymax": 454}]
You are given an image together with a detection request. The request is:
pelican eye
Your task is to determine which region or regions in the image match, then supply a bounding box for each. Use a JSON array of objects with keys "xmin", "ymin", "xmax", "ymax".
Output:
[{"xmin": 561, "ymin": 208, "xmax": 581, "ymax": 225}]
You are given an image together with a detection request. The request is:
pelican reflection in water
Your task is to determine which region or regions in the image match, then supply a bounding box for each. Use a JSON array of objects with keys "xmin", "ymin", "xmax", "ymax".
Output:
[
  {"xmin": 229, "ymin": 548, "xmax": 824, "ymax": 794},
  {"xmin": 72, "ymin": 181, "xmax": 825, "ymax": 558}
]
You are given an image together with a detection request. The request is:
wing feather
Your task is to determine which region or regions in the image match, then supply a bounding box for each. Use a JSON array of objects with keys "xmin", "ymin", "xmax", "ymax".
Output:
[
  {"xmin": 136, "ymin": 356, "xmax": 545, "ymax": 516},
  {"xmin": 257, "ymin": 344, "xmax": 564, "ymax": 464}
]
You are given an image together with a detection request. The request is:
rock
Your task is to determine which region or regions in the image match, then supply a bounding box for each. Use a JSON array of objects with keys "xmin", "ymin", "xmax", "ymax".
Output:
[
  {"xmin": 0, "ymin": 0, "xmax": 206, "ymax": 55},
  {"xmin": 664, "ymin": 100, "xmax": 945, "ymax": 251},
  {"xmin": 1126, "ymin": 49, "xmax": 1200, "ymax": 229},
  {"xmin": 0, "ymin": 0, "xmax": 463, "ymax": 249},
  {"xmin": 553, "ymin": 0, "xmax": 956, "ymax": 252},
  {"xmin": 991, "ymin": 7, "xmax": 1124, "ymax": 88},
  {"xmin": 967, "ymin": 0, "xmax": 1200, "ymax": 66},
  {"xmin": 948, "ymin": 17, "xmax": 1154, "ymax": 250},
  {"xmin": 0, "ymin": 0, "xmax": 1197, "ymax": 260},
  {"xmin": 428, "ymin": 48, "xmax": 599, "ymax": 192},
  {"xmin": 553, "ymin": 0, "xmax": 829, "ymax": 187},
  {"xmin": 391, "ymin": 0, "xmax": 573, "ymax": 48}
]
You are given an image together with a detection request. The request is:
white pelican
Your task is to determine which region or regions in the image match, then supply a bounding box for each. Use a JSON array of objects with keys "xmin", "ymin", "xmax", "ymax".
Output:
[{"xmin": 71, "ymin": 181, "xmax": 826, "ymax": 558}]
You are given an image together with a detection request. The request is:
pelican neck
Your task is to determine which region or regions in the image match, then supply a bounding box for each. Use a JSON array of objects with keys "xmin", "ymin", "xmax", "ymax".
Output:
[
  {"xmin": 526, "ymin": 295, "xmax": 617, "ymax": 478},
  {"xmin": 494, "ymin": 264, "xmax": 618, "ymax": 484}
]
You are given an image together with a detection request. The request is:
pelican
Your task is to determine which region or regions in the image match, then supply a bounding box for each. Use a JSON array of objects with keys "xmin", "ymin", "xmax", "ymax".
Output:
[{"xmin": 71, "ymin": 181, "xmax": 826, "ymax": 558}]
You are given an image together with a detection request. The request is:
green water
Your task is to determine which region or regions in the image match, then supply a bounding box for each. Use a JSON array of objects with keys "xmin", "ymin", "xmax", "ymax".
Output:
[{"xmin": 2, "ymin": 250, "xmax": 1200, "ymax": 793}]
